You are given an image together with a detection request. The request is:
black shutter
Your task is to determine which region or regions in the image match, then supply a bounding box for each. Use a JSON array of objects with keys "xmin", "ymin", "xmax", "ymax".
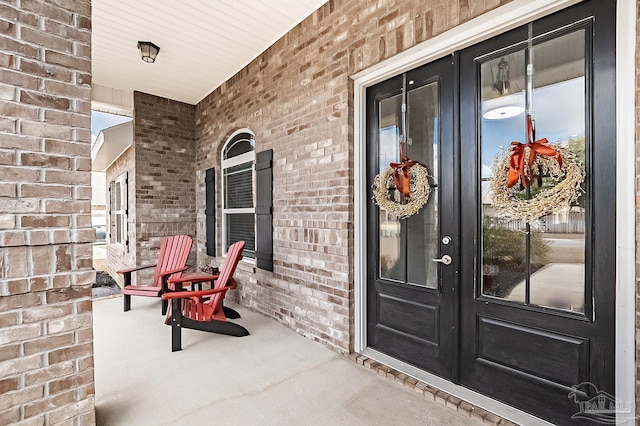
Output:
[
  {"xmin": 255, "ymin": 149, "xmax": 273, "ymax": 271},
  {"xmin": 205, "ymin": 167, "xmax": 216, "ymax": 256}
]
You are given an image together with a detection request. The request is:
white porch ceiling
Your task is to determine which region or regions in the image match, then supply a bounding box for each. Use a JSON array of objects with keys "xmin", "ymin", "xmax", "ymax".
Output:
[{"xmin": 92, "ymin": 0, "xmax": 328, "ymax": 110}]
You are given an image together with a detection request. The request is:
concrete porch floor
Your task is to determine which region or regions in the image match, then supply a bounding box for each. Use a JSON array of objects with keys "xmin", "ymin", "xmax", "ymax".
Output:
[{"xmin": 93, "ymin": 296, "xmax": 481, "ymax": 425}]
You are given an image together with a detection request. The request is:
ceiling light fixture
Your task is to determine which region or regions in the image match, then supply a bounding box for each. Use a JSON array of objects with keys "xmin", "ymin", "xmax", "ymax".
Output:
[
  {"xmin": 137, "ymin": 41, "xmax": 160, "ymax": 63},
  {"xmin": 492, "ymin": 57, "xmax": 511, "ymax": 95},
  {"xmin": 483, "ymin": 106, "xmax": 525, "ymax": 120}
]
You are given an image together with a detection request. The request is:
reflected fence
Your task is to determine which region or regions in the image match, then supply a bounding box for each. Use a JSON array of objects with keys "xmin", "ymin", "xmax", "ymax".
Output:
[{"xmin": 485, "ymin": 211, "xmax": 585, "ymax": 234}]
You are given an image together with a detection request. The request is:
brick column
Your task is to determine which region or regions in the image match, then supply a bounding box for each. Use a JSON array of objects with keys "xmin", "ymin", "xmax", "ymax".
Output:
[
  {"xmin": 133, "ymin": 91, "xmax": 196, "ymax": 281},
  {"xmin": 0, "ymin": 1, "xmax": 95, "ymax": 424}
]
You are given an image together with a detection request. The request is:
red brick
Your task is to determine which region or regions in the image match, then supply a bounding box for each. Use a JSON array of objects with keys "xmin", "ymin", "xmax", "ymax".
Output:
[
  {"xmin": 43, "ymin": 200, "xmax": 90, "ymax": 214},
  {"xmin": 44, "ymin": 170, "xmax": 90, "ymax": 185},
  {"xmin": 0, "ymin": 292, "xmax": 41, "ymax": 311},
  {"xmin": 48, "ymin": 342, "xmax": 92, "ymax": 365},
  {"xmin": 21, "ymin": 215, "xmax": 70, "ymax": 228},
  {"xmin": 46, "ymin": 312, "xmax": 92, "ymax": 334},
  {"xmin": 0, "ymin": 323, "xmax": 42, "ymax": 345},
  {"xmin": 0, "ymin": 133, "xmax": 40, "ymax": 150},
  {"xmin": 0, "ymin": 182, "xmax": 16, "ymax": 197},
  {"xmin": 0, "ymin": 99, "xmax": 40, "ymax": 119},
  {"xmin": 0, "ymin": 82, "xmax": 17, "ymax": 101},
  {"xmin": 24, "ymin": 390, "xmax": 75, "ymax": 419},
  {"xmin": 20, "ymin": 26, "xmax": 73, "ymax": 53},
  {"xmin": 0, "ymin": 20, "xmax": 16, "ymax": 38},
  {"xmin": 20, "ymin": 121, "xmax": 71, "ymax": 140},
  {"xmin": 0, "ymin": 345, "xmax": 19, "ymax": 363},
  {"xmin": 20, "ymin": 0, "xmax": 74, "ymax": 24},
  {"xmin": 44, "ymin": 50, "xmax": 90, "ymax": 73},
  {"xmin": 49, "ymin": 370, "xmax": 93, "ymax": 395},
  {"xmin": 0, "ymin": 406, "xmax": 20, "ymax": 425},
  {"xmin": 24, "ymin": 360, "xmax": 74, "ymax": 385},
  {"xmin": 0, "ymin": 355, "xmax": 42, "ymax": 379},
  {"xmin": 0, "ymin": 311, "xmax": 20, "ymax": 327},
  {"xmin": 29, "ymin": 276, "xmax": 48, "ymax": 292},
  {"xmin": 48, "ymin": 398, "xmax": 94, "ymax": 424},
  {"xmin": 0, "ymin": 37, "xmax": 40, "ymax": 60},
  {"xmin": 21, "ymin": 90, "xmax": 71, "ymax": 111},
  {"xmin": 31, "ymin": 245, "xmax": 52, "ymax": 275},
  {"xmin": 0, "ymin": 165, "xmax": 39, "ymax": 183},
  {"xmin": 21, "ymin": 153, "xmax": 71, "ymax": 169},
  {"xmin": 27, "ymin": 229, "xmax": 49, "ymax": 245},
  {"xmin": 0, "ymin": 149, "xmax": 15, "ymax": 165},
  {"xmin": 23, "ymin": 303, "xmax": 72, "ymax": 323},
  {"xmin": 0, "ymin": 377, "xmax": 19, "ymax": 393},
  {"xmin": 19, "ymin": 59, "xmax": 73, "ymax": 82},
  {"xmin": 43, "ymin": 19, "xmax": 90, "ymax": 44}
]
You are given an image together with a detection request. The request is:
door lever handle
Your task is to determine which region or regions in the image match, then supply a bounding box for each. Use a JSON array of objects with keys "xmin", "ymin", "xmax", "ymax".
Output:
[{"xmin": 432, "ymin": 255, "xmax": 452, "ymax": 265}]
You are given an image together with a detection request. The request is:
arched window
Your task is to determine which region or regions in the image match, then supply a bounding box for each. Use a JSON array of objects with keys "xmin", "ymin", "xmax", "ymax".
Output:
[{"xmin": 222, "ymin": 131, "xmax": 255, "ymax": 258}]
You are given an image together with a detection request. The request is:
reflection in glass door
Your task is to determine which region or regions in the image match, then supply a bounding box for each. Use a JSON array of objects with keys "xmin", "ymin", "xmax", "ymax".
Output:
[
  {"xmin": 460, "ymin": 2, "xmax": 616, "ymax": 424},
  {"xmin": 377, "ymin": 84, "xmax": 439, "ymax": 288},
  {"xmin": 480, "ymin": 29, "xmax": 587, "ymax": 313}
]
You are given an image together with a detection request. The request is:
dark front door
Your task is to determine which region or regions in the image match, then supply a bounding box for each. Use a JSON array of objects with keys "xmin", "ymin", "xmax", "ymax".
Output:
[
  {"xmin": 458, "ymin": 2, "xmax": 615, "ymax": 424},
  {"xmin": 366, "ymin": 56, "xmax": 458, "ymax": 380},
  {"xmin": 365, "ymin": 1, "xmax": 616, "ymax": 424}
]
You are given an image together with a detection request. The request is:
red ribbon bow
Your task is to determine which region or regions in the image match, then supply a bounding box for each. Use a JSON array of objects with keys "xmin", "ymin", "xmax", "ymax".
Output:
[
  {"xmin": 390, "ymin": 143, "xmax": 417, "ymax": 199},
  {"xmin": 507, "ymin": 115, "xmax": 563, "ymax": 188}
]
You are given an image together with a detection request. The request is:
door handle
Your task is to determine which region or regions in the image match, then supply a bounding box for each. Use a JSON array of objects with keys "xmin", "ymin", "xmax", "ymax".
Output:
[{"xmin": 432, "ymin": 255, "xmax": 452, "ymax": 265}]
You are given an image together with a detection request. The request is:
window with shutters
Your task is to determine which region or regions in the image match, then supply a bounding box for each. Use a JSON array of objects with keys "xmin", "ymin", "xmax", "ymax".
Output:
[
  {"xmin": 222, "ymin": 131, "xmax": 255, "ymax": 258},
  {"xmin": 109, "ymin": 172, "xmax": 128, "ymax": 247}
]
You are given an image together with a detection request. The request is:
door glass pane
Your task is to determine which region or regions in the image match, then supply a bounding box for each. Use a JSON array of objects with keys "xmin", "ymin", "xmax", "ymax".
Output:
[
  {"xmin": 378, "ymin": 94, "xmax": 403, "ymax": 282},
  {"xmin": 407, "ymin": 82, "xmax": 439, "ymax": 288},
  {"xmin": 480, "ymin": 30, "xmax": 586, "ymax": 313},
  {"xmin": 480, "ymin": 50, "xmax": 527, "ymax": 301},
  {"xmin": 528, "ymin": 31, "xmax": 586, "ymax": 312},
  {"xmin": 377, "ymin": 82, "xmax": 439, "ymax": 289}
]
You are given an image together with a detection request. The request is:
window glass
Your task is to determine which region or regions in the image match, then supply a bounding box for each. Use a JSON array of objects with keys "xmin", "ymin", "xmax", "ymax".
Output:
[
  {"xmin": 110, "ymin": 173, "xmax": 127, "ymax": 247},
  {"xmin": 222, "ymin": 132, "xmax": 255, "ymax": 258}
]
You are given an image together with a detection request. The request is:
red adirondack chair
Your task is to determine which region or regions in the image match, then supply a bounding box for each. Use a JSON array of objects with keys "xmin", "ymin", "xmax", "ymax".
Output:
[
  {"xmin": 162, "ymin": 240, "xmax": 249, "ymax": 351},
  {"xmin": 118, "ymin": 234, "xmax": 193, "ymax": 314}
]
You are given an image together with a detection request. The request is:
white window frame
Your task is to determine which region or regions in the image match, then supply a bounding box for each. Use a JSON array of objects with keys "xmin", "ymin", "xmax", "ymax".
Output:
[
  {"xmin": 110, "ymin": 173, "xmax": 128, "ymax": 247},
  {"xmin": 221, "ymin": 129, "xmax": 256, "ymax": 258}
]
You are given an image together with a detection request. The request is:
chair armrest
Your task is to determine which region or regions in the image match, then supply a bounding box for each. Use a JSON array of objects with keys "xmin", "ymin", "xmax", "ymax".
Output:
[
  {"xmin": 161, "ymin": 287, "xmax": 228, "ymax": 300},
  {"xmin": 168, "ymin": 273, "xmax": 219, "ymax": 285},
  {"xmin": 116, "ymin": 264, "xmax": 157, "ymax": 274},
  {"xmin": 157, "ymin": 266, "xmax": 191, "ymax": 277}
]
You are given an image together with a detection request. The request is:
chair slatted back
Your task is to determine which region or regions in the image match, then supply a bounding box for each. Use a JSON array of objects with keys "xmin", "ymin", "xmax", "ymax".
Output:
[
  {"xmin": 152, "ymin": 235, "xmax": 193, "ymax": 288},
  {"xmin": 207, "ymin": 240, "xmax": 245, "ymax": 309}
]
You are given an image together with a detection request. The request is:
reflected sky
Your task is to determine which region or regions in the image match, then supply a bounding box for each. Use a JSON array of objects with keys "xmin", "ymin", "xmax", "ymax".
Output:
[{"xmin": 481, "ymin": 77, "xmax": 585, "ymax": 178}]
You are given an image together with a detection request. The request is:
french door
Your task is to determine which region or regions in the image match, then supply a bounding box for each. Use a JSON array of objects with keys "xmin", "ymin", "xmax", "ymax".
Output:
[
  {"xmin": 366, "ymin": 55, "xmax": 457, "ymax": 380},
  {"xmin": 365, "ymin": 1, "xmax": 616, "ymax": 424}
]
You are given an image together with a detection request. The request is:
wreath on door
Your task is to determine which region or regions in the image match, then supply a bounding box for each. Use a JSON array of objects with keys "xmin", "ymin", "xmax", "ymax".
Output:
[
  {"xmin": 372, "ymin": 143, "xmax": 431, "ymax": 219},
  {"xmin": 490, "ymin": 115, "xmax": 584, "ymax": 222}
]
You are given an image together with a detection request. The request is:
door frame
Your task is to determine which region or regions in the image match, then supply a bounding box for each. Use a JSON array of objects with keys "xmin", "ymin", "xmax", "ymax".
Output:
[{"xmin": 352, "ymin": 0, "xmax": 636, "ymax": 424}]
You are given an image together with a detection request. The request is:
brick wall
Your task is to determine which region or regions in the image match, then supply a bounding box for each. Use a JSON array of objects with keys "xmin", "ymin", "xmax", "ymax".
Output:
[
  {"xmin": 132, "ymin": 92, "xmax": 196, "ymax": 282},
  {"xmin": 105, "ymin": 145, "xmax": 135, "ymax": 286},
  {"xmin": 0, "ymin": 0, "xmax": 95, "ymax": 424},
  {"xmin": 195, "ymin": 0, "xmax": 507, "ymax": 353}
]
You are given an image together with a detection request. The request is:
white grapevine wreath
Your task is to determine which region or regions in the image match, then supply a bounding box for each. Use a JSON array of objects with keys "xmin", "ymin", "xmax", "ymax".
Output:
[
  {"xmin": 490, "ymin": 144, "xmax": 584, "ymax": 222},
  {"xmin": 372, "ymin": 163, "xmax": 431, "ymax": 219}
]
